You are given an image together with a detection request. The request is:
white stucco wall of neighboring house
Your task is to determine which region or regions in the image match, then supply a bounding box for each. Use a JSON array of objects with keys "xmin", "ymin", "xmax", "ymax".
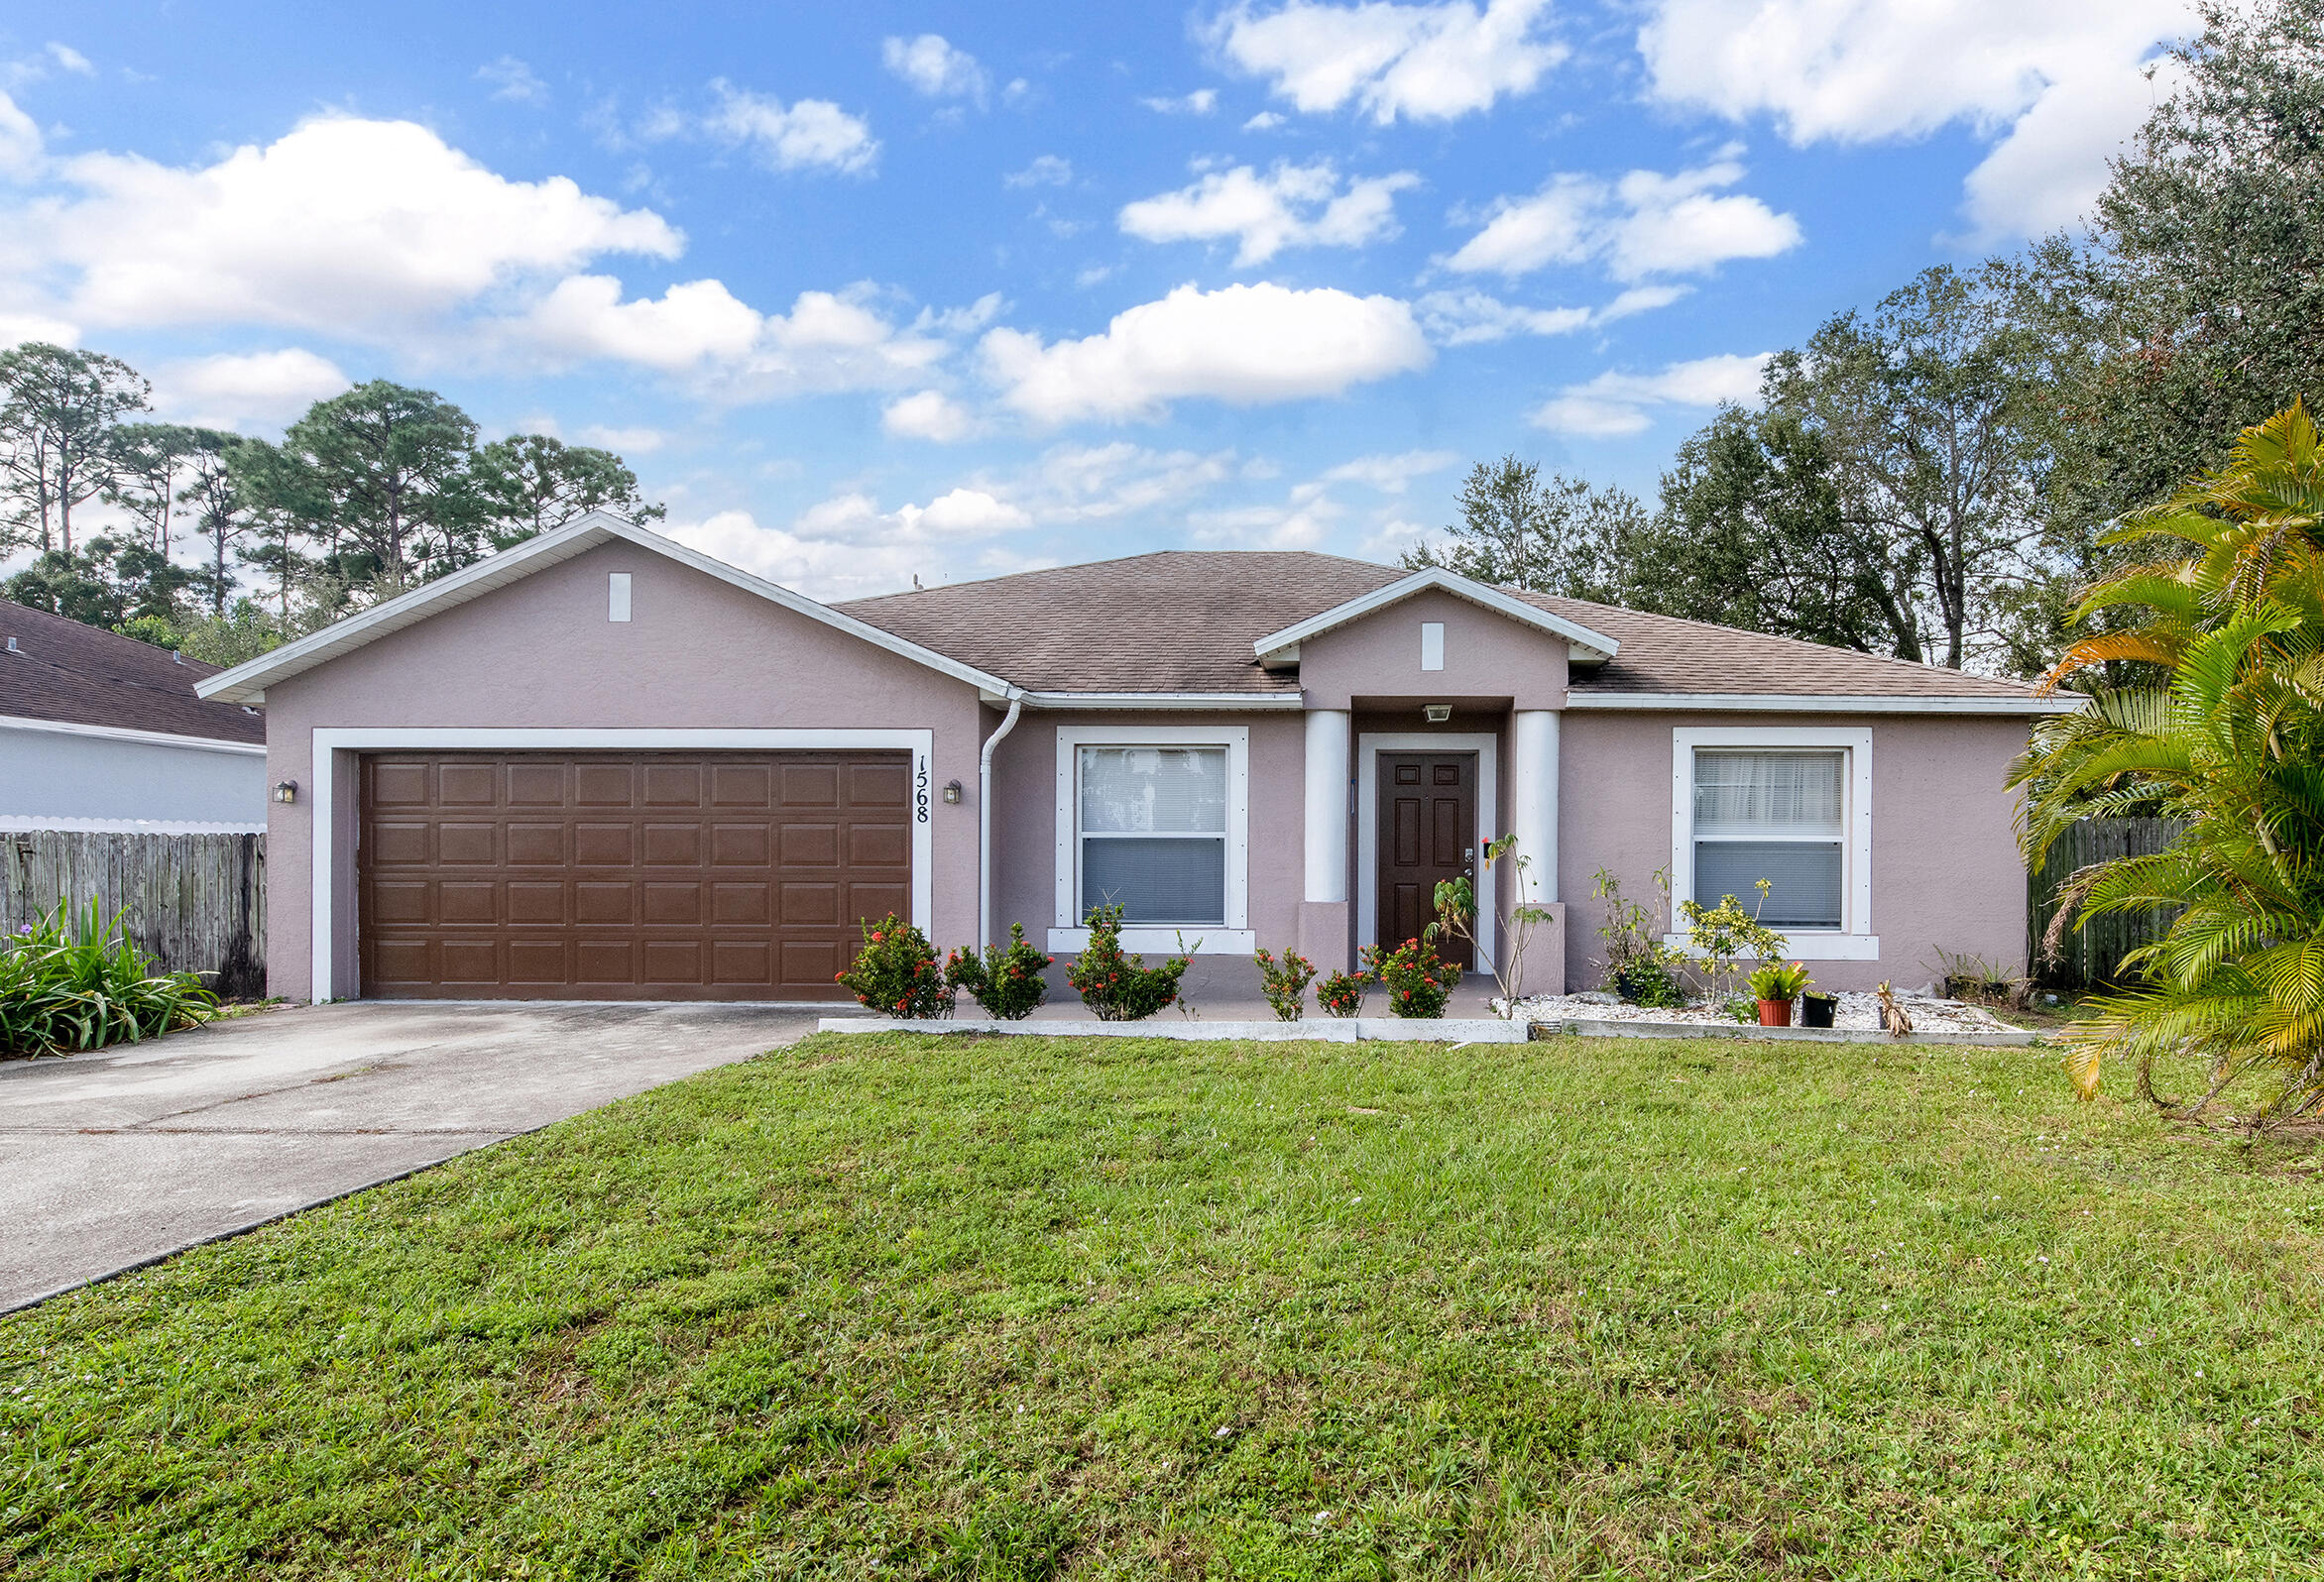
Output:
[{"xmin": 0, "ymin": 719, "xmax": 270, "ymax": 830}]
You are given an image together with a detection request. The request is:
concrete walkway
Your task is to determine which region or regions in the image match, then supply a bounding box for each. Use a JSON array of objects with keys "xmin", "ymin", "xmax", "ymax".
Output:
[{"xmin": 0, "ymin": 1001, "xmax": 817, "ymax": 1313}]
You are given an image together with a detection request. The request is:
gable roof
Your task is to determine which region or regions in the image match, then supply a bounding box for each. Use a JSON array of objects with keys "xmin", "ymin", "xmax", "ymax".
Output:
[
  {"xmin": 839, "ymin": 550, "xmax": 2064, "ymax": 710},
  {"xmin": 1250, "ymin": 565, "xmax": 1619, "ymax": 663},
  {"xmin": 194, "ymin": 511, "xmax": 1016, "ymax": 706},
  {"xmin": 0, "ymin": 599, "xmax": 266, "ymax": 744}
]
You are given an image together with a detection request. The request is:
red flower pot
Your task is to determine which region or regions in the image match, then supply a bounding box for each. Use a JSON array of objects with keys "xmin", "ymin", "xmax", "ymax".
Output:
[{"xmin": 1757, "ymin": 998, "xmax": 1794, "ymax": 1027}]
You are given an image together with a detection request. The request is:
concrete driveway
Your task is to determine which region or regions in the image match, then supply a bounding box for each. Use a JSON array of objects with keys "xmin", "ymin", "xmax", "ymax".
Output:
[{"xmin": 0, "ymin": 1001, "xmax": 820, "ymax": 1313}]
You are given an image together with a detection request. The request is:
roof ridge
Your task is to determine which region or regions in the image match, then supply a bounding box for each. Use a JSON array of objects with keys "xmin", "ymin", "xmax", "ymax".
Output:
[
  {"xmin": 1522, "ymin": 589, "xmax": 2039, "ymax": 693},
  {"xmin": 834, "ymin": 546, "xmax": 1400, "ymax": 610}
]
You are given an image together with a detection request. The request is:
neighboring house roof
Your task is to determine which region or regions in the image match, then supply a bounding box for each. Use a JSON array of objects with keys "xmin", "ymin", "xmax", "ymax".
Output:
[
  {"xmin": 195, "ymin": 511, "xmax": 1016, "ymax": 706},
  {"xmin": 840, "ymin": 550, "xmax": 2060, "ymax": 710},
  {"xmin": 0, "ymin": 598, "xmax": 266, "ymax": 744}
]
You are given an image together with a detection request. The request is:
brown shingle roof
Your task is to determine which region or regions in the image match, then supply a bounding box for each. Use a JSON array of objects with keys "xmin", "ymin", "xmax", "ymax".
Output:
[
  {"xmin": 0, "ymin": 600, "xmax": 267, "ymax": 742},
  {"xmin": 835, "ymin": 550, "xmax": 2043, "ymax": 702}
]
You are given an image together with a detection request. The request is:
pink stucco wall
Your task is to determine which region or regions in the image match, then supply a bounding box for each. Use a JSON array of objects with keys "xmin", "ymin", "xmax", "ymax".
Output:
[
  {"xmin": 985, "ymin": 707, "xmax": 1306, "ymax": 1005},
  {"xmin": 260, "ymin": 542, "xmax": 987, "ymax": 1000},
  {"xmin": 1557, "ymin": 710, "xmax": 2033, "ymax": 993},
  {"xmin": 1297, "ymin": 587, "xmax": 1569, "ymax": 710}
]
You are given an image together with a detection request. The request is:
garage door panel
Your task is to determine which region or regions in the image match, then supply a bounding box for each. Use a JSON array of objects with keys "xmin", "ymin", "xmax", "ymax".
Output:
[
  {"xmin": 850, "ymin": 824, "xmax": 909, "ymax": 867},
  {"xmin": 641, "ymin": 824, "xmax": 702, "ymax": 865},
  {"xmin": 508, "ymin": 940, "xmax": 570, "ymax": 983},
  {"xmin": 507, "ymin": 881, "xmax": 566, "ymax": 924},
  {"xmin": 439, "ymin": 763, "xmax": 499, "ymax": 806},
  {"xmin": 574, "ymin": 824, "xmax": 635, "ymax": 865},
  {"xmin": 361, "ymin": 750, "xmax": 912, "ymax": 1001},
  {"xmin": 438, "ymin": 824, "xmax": 498, "ymax": 864},
  {"xmin": 439, "ymin": 881, "xmax": 500, "ymax": 925}
]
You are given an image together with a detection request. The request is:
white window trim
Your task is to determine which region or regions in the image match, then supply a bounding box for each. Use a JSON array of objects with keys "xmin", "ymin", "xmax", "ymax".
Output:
[
  {"xmin": 1354, "ymin": 732, "xmax": 1498, "ymax": 970},
  {"xmin": 307, "ymin": 727, "xmax": 937, "ymax": 1003},
  {"xmin": 1667, "ymin": 725, "xmax": 1876, "ymax": 962},
  {"xmin": 1051, "ymin": 724, "xmax": 1250, "ymax": 955}
]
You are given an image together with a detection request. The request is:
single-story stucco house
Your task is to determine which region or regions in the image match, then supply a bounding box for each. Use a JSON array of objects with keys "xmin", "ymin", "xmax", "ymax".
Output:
[
  {"xmin": 194, "ymin": 511, "xmax": 2072, "ymax": 1005},
  {"xmin": 1, "ymin": 597, "xmax": 269, "ymax": 834}
]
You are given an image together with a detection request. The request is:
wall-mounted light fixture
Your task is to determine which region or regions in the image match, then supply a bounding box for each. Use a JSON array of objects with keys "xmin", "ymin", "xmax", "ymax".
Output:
[
  {"xmin": 273, "ymin": 780, "xmax": 298, "ymax": 804},
  {"xmin": 943, "ymin": 779, "xmax": 963, "ymax": 805},
  {"xmin": 1423, "ymin": 704, "xmax": 1452, "ymax": 724}
]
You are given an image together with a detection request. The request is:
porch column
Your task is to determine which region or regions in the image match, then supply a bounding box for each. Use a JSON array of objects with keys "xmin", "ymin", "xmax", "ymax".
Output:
[
  {"xmin": 1298, "ymin": 708, "xmax": 1353, "ymax": 971},
  {"xmin": 1303, "ymin": 709, "xmax": 1350, "ymax": 903},
  {"xmin": 1511, "ymin": 710, "xmax": 1560, "ymax": 904}
]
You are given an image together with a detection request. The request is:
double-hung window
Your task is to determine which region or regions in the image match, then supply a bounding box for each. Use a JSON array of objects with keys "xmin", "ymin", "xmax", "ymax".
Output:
[
  {"xmin": 1671, "ymin": 727, "xmax": 1874, "ymax": 956},
  {"xmin": 1054, "ymin": 726, "xmax": 1249, "ymax": 951}
]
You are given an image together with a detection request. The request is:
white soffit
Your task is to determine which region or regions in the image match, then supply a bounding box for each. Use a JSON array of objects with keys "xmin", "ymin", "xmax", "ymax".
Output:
[
  {"xmin": 193, "ymin": 511, "xmax": 1015, "ymax": 705},
  {"xmin": 1251, "ymin": 567, "xmax": 1620, "ymax": 664}
]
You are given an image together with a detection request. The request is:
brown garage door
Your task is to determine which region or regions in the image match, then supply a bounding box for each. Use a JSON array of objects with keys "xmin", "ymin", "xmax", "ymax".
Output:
[{"xmin": 359, "ymin": 751, "xmax": 911, "ymax": 1000}]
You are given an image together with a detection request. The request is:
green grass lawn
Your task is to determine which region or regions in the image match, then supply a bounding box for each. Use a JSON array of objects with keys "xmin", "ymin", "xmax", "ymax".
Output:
[{"xmin": 5, "ymin": 1032, "xmax": 2322, "ymax": 1579}]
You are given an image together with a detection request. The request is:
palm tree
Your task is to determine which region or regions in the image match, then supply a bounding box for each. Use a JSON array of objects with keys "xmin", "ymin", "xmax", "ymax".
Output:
[{"xmin": 2013, "ymin": 401, "xmax": 2324, "ymax": 1121}]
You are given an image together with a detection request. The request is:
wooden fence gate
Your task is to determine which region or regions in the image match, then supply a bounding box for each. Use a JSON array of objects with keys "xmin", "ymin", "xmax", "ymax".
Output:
[
  {"xmin": 1, "ymin": 830, "xmax": 266, "ymax": 998},
  {"xmin": 2027, "ymin": 817, "xmax": 2185, "ymax": 992}
]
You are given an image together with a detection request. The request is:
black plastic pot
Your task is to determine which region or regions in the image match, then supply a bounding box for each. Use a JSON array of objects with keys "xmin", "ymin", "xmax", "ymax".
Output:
[{"xmin": 1800, "ymin": 992, "xmax": 1837, "ymax": 1029}]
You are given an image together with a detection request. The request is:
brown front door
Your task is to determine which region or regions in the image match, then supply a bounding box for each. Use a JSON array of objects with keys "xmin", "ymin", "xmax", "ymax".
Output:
[
  {"xmin": 1376, "ymin": 751, "xmax": 1476, "ymax": 967},
  {"xmin": 359, "ymin": 750, "xmax": 911, "ymax": 1001}
]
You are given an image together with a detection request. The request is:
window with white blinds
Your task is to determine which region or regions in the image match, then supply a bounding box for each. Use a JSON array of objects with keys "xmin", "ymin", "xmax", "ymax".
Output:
[
  {"xmin": 1078, "ymin": 745, "xmax": 1228, "ymax": 924},
  {"xmin": 1690, "ymin": 748, "xmax": 1846, "ymax": 929}
]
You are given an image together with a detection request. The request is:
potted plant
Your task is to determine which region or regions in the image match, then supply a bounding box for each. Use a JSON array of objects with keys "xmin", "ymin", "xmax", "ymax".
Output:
[
  {"xmin": 1747, "ymin": 960, "xmax": 1812, "ymax": 1027},
  {"xmin": 1800, "ymin": 989, "xmax": 1838, "ymax": 1028}
]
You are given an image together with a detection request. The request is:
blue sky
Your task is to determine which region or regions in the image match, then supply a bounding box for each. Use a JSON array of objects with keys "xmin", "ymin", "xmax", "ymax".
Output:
[{"xmin": 0, "ymin": 0, "xmax": 2194, "ymax": 600}]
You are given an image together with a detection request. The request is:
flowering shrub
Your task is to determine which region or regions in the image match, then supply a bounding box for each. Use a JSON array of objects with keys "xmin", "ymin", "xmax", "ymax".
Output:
[
  {"xmin": 1065, "ymin": 904, "xmax": 1188, "ymax": 1021},
  {"xmin": 1361, "ymin": 934, "xmax": 1460, "ymax": 1019},
  {"xmin": 945, "ymin": 924, "xmax": 1053, "ymax": 1020},
  {"xmin": 1316, "ymin": 968, "xmax": 1368, "ymax": 1018},
  {"xmin": 1251, "ymin": 947, "xmax": 1317, "ymax": 1021},
  {"xmin": 835, "ymin": 913, "xmax": 952, "ymax": 1019}
]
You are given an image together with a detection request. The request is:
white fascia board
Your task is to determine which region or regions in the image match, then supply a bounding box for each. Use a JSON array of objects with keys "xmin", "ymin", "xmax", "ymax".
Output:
[
  {"xmin": 0, "ymin": 713, "xmax": 268, "ymax": 755},
  {"xmin": 1020, "ymin": 691, "xmax": 1306, "ymax": 711},
  {"xmin": 1250, "ymin": 567, "xmax": 1620, "ymax": 664},
  {"xmin": 1564, "ymin": 691, "xmax": 2083, "ymax": 715},
  {"xmin": 196, "ymin": 511, "xmax": 1015, "ymax": 705}
]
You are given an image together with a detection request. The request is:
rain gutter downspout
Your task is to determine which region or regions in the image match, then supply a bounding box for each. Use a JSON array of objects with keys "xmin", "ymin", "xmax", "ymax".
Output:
[{"xmin": 978, "ymin": 689, "xmax": 1025, "ymax": 954}]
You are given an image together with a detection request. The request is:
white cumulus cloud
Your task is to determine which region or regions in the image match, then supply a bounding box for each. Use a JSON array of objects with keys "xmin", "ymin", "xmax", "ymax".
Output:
[
  {"xmin": 1447, "ymin": 151, "xmax": 1801, "ymax": 282},
  {"xmin": 1004, "ymin": 155, "xmax": 1073, "ymax": 188},
  {"xmin": 1142, "ymin": 88, "xmax": 1220, "ymax": 114},
  {"xmin": 21, "ymin": 116, "xmax": 680, "ymax": 334},
  {"xmin": 1531, "ymin": 352, "xmax": 1771, "ymax": 438},
  {"xmin": 1637, "ymin": 0, "xmax": 2194, "ymax": 238},
  {"xmin": 152, "ymin": 348, "xmax": 352, "ymax": 428},
  {"xmin": 883, "ymin": 390, "xmax": 979, "ymax": 441},
  {"xmin": 882, "ymin": 35, "xmax": 988, "ymax": 103},
  {"xmin": 1119, "ymin": 160, "xmax": 1420, "ymax": 266},
  {"xmin": 981, "ymin": 281, "xmax": 1432, "ymax": 423},
  {"xmin": 1210, "ymin": 0, "xmax": 1566, "ymax": 124},
  {"xmin": 700, "ymin": 81, "xmax": 879, "ymax": 174},
  {"xmin": 0, "ymin": 88, "xmax": 40, "ymax": 179}
]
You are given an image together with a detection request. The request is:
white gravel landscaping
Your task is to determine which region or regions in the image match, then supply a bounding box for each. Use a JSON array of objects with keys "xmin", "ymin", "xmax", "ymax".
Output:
[{"xmin": 1497, "ymin": 989, "xmax": 2012, "ymax": 1033}]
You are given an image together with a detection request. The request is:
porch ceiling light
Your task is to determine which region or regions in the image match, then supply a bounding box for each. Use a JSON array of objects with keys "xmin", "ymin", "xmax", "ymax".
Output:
[{"xmin": 1424, "ymin": 704, "xmax": 1452, "ymax": 724}]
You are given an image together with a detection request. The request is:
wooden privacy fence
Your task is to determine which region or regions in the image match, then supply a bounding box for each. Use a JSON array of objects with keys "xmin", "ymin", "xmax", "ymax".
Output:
[
  {"xmin": 2028, "ymin": 816, "xmax": 2186, "ymax": 992},
  {"xmin": 1, "ymin": 830, "xmax": 266, "ymax": 998}
]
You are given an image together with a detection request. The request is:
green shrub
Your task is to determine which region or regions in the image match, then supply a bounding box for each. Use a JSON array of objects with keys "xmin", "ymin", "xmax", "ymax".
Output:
[
  {"xmin": 1316, "ymin": 969, "xmax": 1367, "ymax": 1017},
  {"xmin": 1251, "ymin": 948, "xmax": 1317, "ymax": 1021},
  {"xmin": 1065, "ymin": 905, "xmax": 1188, "ymax": 1021},
  {"xmin": 1362, "ymin": 935, "xmax": 1459, "ymax": 1019},
  {"xmin": 945, "ymin": 924, "xmax": 1052, "ymax": 1020},
  {"xmin": 1609, "ymin": 955, "xmax": 1686, "ymax": 1008},
  {"xmin": 0, "ymin": 898, "xmax": 217, "ymax": 1056},
  {"xmin": 836, "ymin": 914, "xmax": 952, "ymax": 1019}
]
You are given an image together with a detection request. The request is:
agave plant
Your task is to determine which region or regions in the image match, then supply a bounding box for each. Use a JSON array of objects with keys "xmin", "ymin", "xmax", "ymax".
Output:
[{"xmin": 2013, "ymin": 400, "xmax": 2324, "ymax": 1121}]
